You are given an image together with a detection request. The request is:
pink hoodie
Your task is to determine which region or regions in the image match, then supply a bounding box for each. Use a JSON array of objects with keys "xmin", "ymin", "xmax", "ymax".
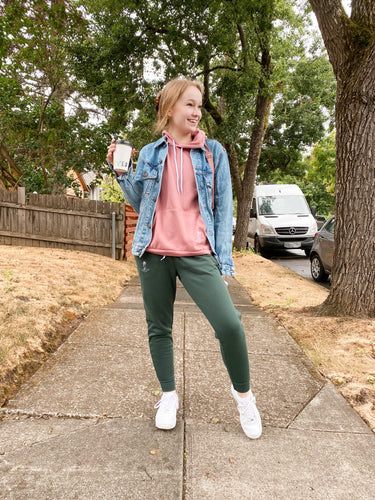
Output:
[{"xmin": 146, "ymin": 130, "xmax": 212, "ymax": 256}]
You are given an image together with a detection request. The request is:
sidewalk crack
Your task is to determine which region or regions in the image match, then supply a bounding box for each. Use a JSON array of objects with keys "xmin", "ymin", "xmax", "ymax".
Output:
[{"xmin": 286, "ymin": 383, "xmax": 326, "ymax": 429}]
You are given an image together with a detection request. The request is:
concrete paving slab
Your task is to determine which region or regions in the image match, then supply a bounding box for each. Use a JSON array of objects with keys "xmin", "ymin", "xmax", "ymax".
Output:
[
  {"xmin": 0, "ymin": 413, "xmax": 96, "ymax": 456},
  {"xmin": 0, "ymin": 416, "xmax": 183, "ymax": 500},
  {"xmin": 68, "ymin": 308, "xmax": 184, "ymax": 351},
  {"xmin": 6, "ymin": 341, "xmax": 183, "ymax": 419},
  {"xmin": 184, "ymin": 312, "xmax": 303, "ymax": 356},
  {"xmin": 2, "ymin": 274, "xmax": 374, "ymax": 500},
  {"xmin": 185, "ymin": 424, "xmax": 375, "ymax": 500},
  {"xmin": 184, "ymin": 350, "xmax": 324, "ymax": 427},
  {"xmin": 289, "ymin": 381, "xmax": 372, "ymax": 434}
]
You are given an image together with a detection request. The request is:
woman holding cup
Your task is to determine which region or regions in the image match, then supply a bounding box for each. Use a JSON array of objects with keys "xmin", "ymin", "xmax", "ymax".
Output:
[{"xmin": 106, "ymin": 77, "xmax": 262, "ymax": 439}]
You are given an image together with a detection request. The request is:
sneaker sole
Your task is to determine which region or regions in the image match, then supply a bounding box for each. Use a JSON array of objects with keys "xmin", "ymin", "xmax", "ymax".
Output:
[{"xmin": 155, "ymin": 421, "xmax": 177, "ymax": 430}]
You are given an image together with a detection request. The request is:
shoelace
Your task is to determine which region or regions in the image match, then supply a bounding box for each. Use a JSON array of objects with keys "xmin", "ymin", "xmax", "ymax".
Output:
[
  {"xmin": 237, "ymin": 396, "xmax": 257, "ymax": 422},
  {"xmin": 154, "ymin": 394, "xmax": 177, "ymax": 410}
]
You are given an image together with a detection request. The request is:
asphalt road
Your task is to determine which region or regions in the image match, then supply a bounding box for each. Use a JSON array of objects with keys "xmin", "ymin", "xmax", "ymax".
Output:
[{"xmin": 267, "ymin": 249, "xmax": 330, "ymax": 289}]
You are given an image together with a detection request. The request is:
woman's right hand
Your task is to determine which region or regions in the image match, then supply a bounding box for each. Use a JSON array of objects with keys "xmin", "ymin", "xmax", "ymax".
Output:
[{"xmin": 106, "ymin": 138, "xmax": 116, "ymax": 165}]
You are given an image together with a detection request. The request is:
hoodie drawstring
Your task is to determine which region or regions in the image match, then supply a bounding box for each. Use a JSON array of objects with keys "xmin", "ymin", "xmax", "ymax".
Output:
[{"xmin": 173, "ymin": 139, "xmax": 184, "ymax": 195}]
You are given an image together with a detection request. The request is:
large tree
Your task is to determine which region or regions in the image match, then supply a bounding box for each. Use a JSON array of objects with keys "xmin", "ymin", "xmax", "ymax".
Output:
[
  {"xmin": 72, "ymin": 0, "xmax": 334, "ymax": 248},
  {"xmin": 309, "ymin": 0, "xmax": 375, "ymax": 317},
  {"xmin": 0, "ymin": 0, "xmax": 110, "ymax": 193}
]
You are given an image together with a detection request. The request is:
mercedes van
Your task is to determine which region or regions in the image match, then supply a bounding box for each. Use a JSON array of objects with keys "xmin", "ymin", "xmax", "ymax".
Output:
[{"xmin": 248, "ymin": 184, "xmax": 317, "ymax": 256}]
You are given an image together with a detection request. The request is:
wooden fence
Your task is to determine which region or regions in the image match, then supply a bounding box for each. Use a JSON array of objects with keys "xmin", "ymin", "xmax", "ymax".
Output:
[{"xmin": 0, "ymin": 187, "xmax": 133, "ymax": 260}]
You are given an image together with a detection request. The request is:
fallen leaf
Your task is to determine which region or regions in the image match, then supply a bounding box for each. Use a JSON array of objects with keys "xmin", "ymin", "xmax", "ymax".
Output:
[
  {"xmin": 150, "ymin": 449, "xmax": 159, "ymax": 455},
  {"xmin": 229, "ymin": 457, "xmax": 234, "ymax": 464},
  {"xmin": 64, "ymin": 311, "xmax": 76, "ymax": 320},
  {"xmin": 211, "ymin": 417, "xmax": 220, "ymax": 424},
  {"xmin": 151, "ymin": 390, "xmax": 160, "ymax": 396}
]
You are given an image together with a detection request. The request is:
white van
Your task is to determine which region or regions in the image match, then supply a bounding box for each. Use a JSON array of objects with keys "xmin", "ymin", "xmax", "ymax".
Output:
[{"xmin": 248, "ymin": 184, "xmax": 317, "ymax": 256}]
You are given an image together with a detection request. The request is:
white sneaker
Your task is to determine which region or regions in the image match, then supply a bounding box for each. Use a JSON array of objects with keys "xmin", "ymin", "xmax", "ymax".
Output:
[
  {"xmin": 154, "ymin": 392, "xmax": 179, "ymax": 430},
  {"xmin": 231, "ymin": 385, "xmax": 262, "ymax": 439}
]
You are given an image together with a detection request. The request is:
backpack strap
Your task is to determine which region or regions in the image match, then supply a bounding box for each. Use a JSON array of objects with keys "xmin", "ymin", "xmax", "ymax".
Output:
[{"xmin": 204, "ymin": 141, "xmax": 215, "ymax": 210}]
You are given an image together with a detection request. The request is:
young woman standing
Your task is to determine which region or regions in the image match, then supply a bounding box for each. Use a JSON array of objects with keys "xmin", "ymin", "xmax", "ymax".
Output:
[{"xmin": 107, "ymin": 78, "xmax": 262, "ymax": 439}]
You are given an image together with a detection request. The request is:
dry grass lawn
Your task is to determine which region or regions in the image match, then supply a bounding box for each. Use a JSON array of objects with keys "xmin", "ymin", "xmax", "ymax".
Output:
[
  {"xmin": 233, "ymin": 252, "xmax": 375, "ymax": 433},
  {"xmin": 1, "ymin": 246, "xmax": 374, "ymax": 433},
  {"xmin": 0, "ymin": 246, "xmax": 137, "ymax": 404}
]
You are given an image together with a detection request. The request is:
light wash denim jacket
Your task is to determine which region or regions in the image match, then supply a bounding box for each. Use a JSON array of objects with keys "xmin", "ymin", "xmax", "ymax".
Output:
[{"xmin": 115, "ymin": 135, "xmax": 235, "ymax": 275}]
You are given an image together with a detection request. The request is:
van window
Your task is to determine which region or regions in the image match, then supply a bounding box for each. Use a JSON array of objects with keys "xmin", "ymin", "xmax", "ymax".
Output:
[{"xmin": 258, "ymin": 195, "xmax": 310, "ymax": 215}]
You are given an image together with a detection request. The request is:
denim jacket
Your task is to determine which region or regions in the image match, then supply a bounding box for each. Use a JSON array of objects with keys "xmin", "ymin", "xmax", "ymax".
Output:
[{"xmin": 115, "ymin": 135, "xmax": 235, "ymax": 275}]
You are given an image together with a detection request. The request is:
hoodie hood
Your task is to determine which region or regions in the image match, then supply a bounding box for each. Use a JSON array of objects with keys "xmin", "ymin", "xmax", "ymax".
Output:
[
  {"xmin": 162, "ymin": 129, "xmax": 206, "ymax": 149},
  {"xmin": 162, "ymin": 129, "xmax": 206, "ymax": 195}
]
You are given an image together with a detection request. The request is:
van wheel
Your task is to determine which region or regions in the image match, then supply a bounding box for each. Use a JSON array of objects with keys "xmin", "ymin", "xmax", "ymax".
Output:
[
  {"xmin": 254, "ymin": 235, "xmax": 263, "ymax": 255},
  {"xmin": 310, "ymin": 255, "xmax": 329, "ymax": 282}
]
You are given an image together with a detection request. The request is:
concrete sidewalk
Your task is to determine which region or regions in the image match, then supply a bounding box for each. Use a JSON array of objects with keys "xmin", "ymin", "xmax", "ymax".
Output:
[{"xmin": 1, "ymin": 276, "xmax": 374, "ymax": 499}]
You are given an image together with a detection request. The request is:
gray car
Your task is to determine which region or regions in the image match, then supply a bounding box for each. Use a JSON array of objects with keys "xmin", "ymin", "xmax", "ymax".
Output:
[{"xmin": 310, "ymin": 216, "xmax": 335, "ymax": 282}]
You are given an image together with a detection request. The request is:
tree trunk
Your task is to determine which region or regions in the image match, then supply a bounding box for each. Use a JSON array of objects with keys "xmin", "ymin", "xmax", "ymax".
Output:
[
  {"xmin": 0, "ymin": 141, "xmax": 22, "ymax": 188},
  {"xmin": 323, "ymin": 77, "xmax": 375, "ymax": 317},
  {"xmin": 310, "ymin": 0, "xmax": 375, "ymax": 317},
  {"xmin": 233, "ymin": 49, "xmax": 272, "ymax": 250},
  {"xmin": 50, "ymin": 0, "xmax": 67, "ymax": 194}
]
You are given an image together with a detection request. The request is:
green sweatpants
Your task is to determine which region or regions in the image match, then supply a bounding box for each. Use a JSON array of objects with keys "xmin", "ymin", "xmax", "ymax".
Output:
[{"xmin": 136, "ymin": 252, "xmax": 250, "ymax": 393}]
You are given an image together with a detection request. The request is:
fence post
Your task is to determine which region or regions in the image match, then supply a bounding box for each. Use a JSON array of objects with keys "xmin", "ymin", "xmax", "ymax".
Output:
[
  {"xmin": 112, "ymin": 212, "xmax": 116, "ymax": 259},
  {"xmin": 18, "ymin": 187, "xmax": 26, "ymax": 235},
  {"xmin": 18, "ymin": 187, "xmax": 26, "ymax": 204}
]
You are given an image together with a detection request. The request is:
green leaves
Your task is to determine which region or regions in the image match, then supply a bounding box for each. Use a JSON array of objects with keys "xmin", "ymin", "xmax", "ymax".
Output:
[{"xmin": 0, "ymin": 0, "xmax": 110, "ymax": 193}]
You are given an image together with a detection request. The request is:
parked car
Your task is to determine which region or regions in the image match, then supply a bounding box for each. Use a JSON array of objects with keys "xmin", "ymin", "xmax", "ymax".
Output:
[
  {"xmin": 315, "ymin": 214, "xmax": 327, "ymax": 230},
  {"xmin": 310, "ymin": 216, "xmax": 335, "ymax": 282},
  {"xmin": 248, "ymin": 184, "xmax": 317, "ymax": 256}
]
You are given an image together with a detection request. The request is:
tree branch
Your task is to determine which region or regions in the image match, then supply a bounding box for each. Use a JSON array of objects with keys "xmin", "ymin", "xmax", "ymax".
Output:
[
  {"xmin": 37, "ymin": 84, "xmax": 57, "ymax": 134},
  {"xmin": 202, "ymin": 61, "xmax": 224, "ymax": 127},
  {"xmin": 351, "ymin": 0, "xmax": 375, "ymax": 27},
  {"xmin": 193, "ymin": 65, "xmax": 242, "ymax": 78},
  {"xmin": 309, "ymin": 0, "xmax": 349, "ymax": 77},
  {"xmin": 0, "ymin": 141, "xmax": 21, "ymax": 176},
  {"xmin": 143, "ymin": 23, "xmax": 201, "ymax": 51},
  {"xmin": 237, "ymin": 23, "xmax": 249, "ymax": 68}
]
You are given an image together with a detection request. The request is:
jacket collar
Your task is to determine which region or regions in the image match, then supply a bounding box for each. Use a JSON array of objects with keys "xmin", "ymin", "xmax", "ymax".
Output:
[{"xmin": 153, "ymin": 135, "xmax": 168, "ymax": 149}]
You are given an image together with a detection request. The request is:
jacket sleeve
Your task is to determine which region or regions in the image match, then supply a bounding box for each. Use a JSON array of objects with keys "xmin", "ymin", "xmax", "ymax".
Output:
[
  {"xmin": 212, "ymin": 143, "xmax": 235, "ymax": 276},
  {"xmin": 114, "ymin": 152, "xmax": 146, "ymax": 214}
]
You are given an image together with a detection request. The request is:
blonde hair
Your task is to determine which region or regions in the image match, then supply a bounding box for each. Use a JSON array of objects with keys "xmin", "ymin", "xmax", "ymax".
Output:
[{"xmin": 154, "ymin": 77, "xmax": 203, "ymax": 134}]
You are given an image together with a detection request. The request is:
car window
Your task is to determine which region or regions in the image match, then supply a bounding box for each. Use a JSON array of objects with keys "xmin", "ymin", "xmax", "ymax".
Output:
[{"xmin": 325, "ymin": 219, "xmax": 335, "ymax": 234}]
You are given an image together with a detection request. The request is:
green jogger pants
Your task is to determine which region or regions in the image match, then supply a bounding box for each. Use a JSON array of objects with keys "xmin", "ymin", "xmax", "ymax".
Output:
[{"xmin": 136, "ymin": 253, "xmax": 250, "ymax": 393}]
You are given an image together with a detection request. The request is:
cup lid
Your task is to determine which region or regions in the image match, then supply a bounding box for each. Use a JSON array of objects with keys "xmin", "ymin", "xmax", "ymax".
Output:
[{"xmin": 115, "ymin": 139, "xmax": 132, "ymax": 147}]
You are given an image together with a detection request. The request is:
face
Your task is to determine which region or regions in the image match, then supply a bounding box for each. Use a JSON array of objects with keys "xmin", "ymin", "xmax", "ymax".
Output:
[{"xmin": 167, "ymin": 86, "xmax": 202, "ymax": 139}]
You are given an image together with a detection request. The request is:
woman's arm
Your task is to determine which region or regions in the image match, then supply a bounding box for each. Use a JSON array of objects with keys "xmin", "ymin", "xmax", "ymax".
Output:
[
  {"xmin": 211, "ymin": 142, "xmax": 235, "ymax": 276},
  {"xmin": 106, "ymin": 140, "xmax": 143, "ymax": 213}
]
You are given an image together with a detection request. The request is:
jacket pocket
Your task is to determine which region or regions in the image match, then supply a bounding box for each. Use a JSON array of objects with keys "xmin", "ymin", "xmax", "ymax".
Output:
[
  {"xmin": 195, "ymin": 169, "xmax": 214, "ymax": 210},
  {"xmin": 138, "ymin": 163, "xmax": 159, "ymax": 198}
]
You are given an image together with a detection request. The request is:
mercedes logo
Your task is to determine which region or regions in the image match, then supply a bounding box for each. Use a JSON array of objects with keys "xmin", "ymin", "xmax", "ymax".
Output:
[{"xmin": 289, "ymin": 227, "xmax": 296, "ymax": 235}]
